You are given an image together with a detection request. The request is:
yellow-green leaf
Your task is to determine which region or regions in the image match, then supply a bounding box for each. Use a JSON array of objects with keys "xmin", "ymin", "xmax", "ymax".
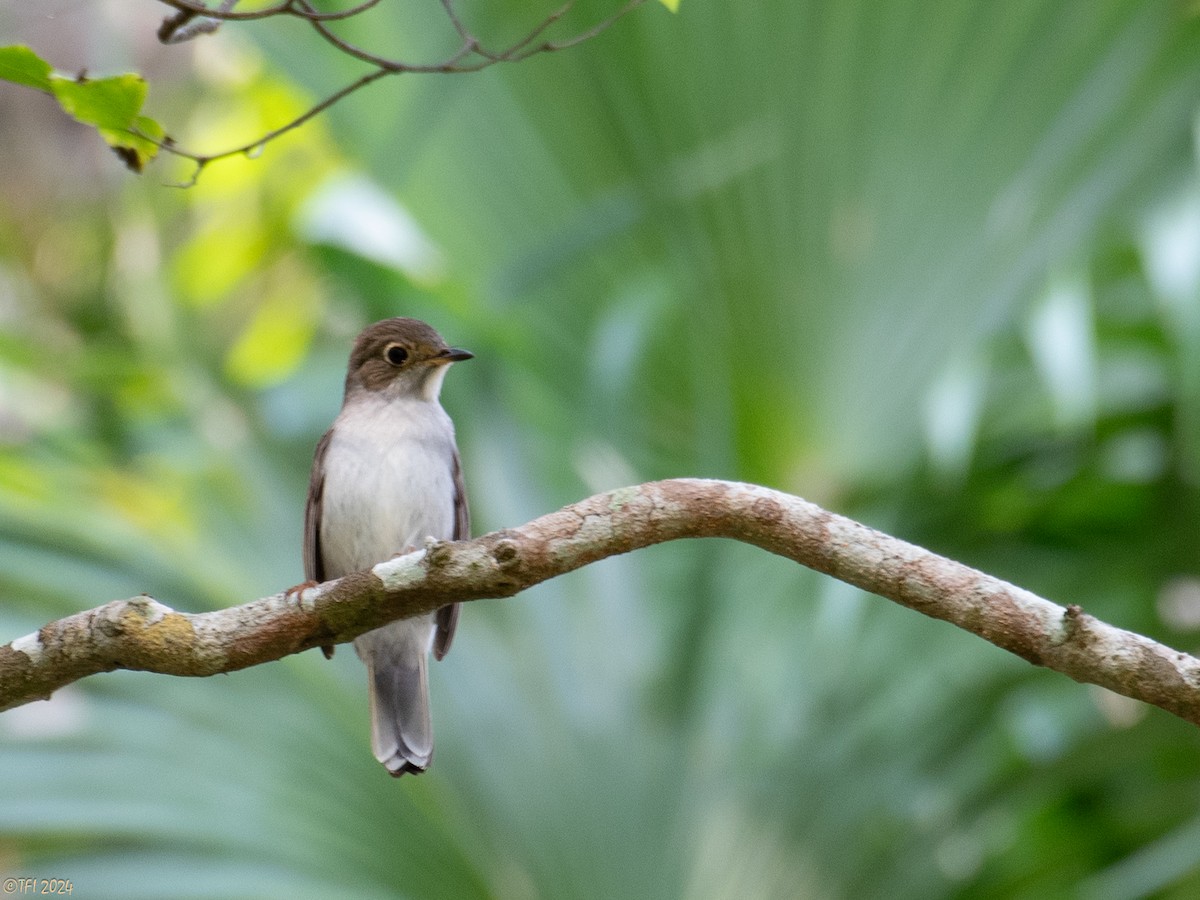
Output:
[
  {"xmin": 0, "ymin": 49, "xmax": 163, "ymax": 171},
  {"xmin": 98, "ymin": 115, "xmax": 164, "ymax": 172},
  {"xmin": 50, "ymin": 73, "xmax": 146, "ymax": 131},
  {"xmin": 48, "ymin": 74, "xmax": 163, "ymax": 172},
  {"xmin": 0, "ymin": 45, "xmax": 53, "ymax": 92},
  {"xmin": 658, "ymin": 0, "xmax": 681, "ymax": 11}
]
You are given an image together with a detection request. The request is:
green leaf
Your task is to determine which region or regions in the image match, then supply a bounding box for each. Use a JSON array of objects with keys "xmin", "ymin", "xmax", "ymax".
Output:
[
  {"xmin": 0, "ymin": 45, "xmax": 53, "ymax": 92},
  {"xmin": 657, "ymin": 0, "xmax": 680, "ymax": 10},
  {"xmin": 103, "ymin": 114, "xmax": 165, "ymax": 172},
  {"xmin": 0, "ymin": 49, "xmax": 162, "ymax": 171},
  {"xmin": 49, "ymin": 74, "xmax": 162, "ymax": 171},
  {"xmin": 49, "ymin": 73, "xmax": 146, "ymax": 131}
]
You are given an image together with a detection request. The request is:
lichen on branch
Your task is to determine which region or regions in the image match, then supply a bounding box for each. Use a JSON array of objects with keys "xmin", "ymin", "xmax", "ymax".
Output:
[{"xmin": 3, "ymin": 479, "xmax": 1200, "ymax": 731}]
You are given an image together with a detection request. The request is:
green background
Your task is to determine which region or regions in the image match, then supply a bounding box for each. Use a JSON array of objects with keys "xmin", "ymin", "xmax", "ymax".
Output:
[{"xmin": 3, "ymin": 0, "xmax": 1200, "ymax": 896}]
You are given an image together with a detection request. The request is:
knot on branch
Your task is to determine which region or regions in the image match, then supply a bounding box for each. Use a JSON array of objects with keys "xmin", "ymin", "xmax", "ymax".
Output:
[
  {"xmin": 92, "ymin": 598, "xmax": 196, "ymax": 669},
  {"xmin": 492, "ymin": 538, "xmax": 520, "ymax": 567},
  {"xmin": 96, "ymin": 596, "xmax": 172, "ymax": 637},
  {"xmin": 1057, "ymin": 603, "xmax": 1091, "ymax": 646},
  {"xmin": 424, "ymin": 539, "xmax": 456, "ymax": 569}
]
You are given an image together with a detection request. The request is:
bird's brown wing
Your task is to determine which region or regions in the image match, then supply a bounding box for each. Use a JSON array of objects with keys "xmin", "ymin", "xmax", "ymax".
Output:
[
  {"xmin": 433, "ymin": 447, "xmax": 468, "ymax": 660},
  {"xmin": 303, "ymin": 428, "xmax": 334, "ymax": 584}
]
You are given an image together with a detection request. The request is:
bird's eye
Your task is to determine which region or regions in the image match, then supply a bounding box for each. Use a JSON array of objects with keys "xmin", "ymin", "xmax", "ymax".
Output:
[{"xmin": 384, "ymin": 344, "xmax": 409, "ymax": 366}]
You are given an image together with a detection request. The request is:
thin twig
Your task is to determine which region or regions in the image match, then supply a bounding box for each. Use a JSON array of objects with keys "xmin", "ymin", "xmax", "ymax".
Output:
[
  {"xmin": 294, "ymin": 0, "xmax": 476, "ymax": 73},
  {"xmin": 515, "ymin": 0, "xmax": 647, "ymax": 57},
  {"xmin": 153, "ymin": 0, "xmax": 650, "ymax": 174},
  {"xmin": 497, "ymin": 2, "xmax": 576, "ymax": 58},
  {"xmin": 438, "ymin": 0, "xmax": 478, "ymax": 49},
  {"xmin": 152, "ymin": 66, "xmax": 392, "ymax": 180},
  {"xmin": 156, "ymin": 0, "xmax": 384, "ymax": 24}
]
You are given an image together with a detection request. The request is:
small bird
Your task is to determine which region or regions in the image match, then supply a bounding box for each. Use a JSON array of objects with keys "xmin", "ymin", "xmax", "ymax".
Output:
[{"xmin": 303, "ymin": 317, "xmax": 472, "ymax": 776}]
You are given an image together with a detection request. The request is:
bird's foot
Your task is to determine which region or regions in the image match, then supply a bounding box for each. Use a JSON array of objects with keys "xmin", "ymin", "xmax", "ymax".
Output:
[{"xmin": 285, "ymin": 579, "xmax": 318, "ymax": 597}]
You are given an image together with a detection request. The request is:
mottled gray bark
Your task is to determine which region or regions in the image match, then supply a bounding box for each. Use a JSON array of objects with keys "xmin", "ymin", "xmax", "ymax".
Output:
[{"xmin": 3, "ymin": 479, "xmax": 1199, "ymax": 726}]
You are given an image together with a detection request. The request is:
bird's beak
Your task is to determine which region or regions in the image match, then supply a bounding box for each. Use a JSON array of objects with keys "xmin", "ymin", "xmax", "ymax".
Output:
[{"xmin": 434, "ymin": 347, "xmax": 474, "ymax": 363}]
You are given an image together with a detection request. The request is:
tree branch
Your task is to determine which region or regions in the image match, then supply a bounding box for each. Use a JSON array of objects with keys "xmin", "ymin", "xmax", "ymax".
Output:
[{"xmin": 3, "ymin": 479, "xmax": 1199, "ymax": 727}]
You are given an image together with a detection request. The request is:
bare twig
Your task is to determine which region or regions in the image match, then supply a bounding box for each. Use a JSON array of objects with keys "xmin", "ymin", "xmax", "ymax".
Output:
[
  {"xmin": 438, "ymin": 0, "xmax": 478, "ymax": 49},
  {"xmin": 512, "ymin": 0, "xmax": 647, "ymax": 57},
  {"xmin": 157, "ymin": 0, "xmax": 385, "ymax": 24},
  {"xmin": 151, "ymin": 0, "xmax": 649, "ymax": 175},
  {"xmin": 487, "ymin": 2, "xmax": 574, "ymax": 59},
  {"xmin": 3, "ymin": 479, "xmax": 1200, "ymax": 730},
  {"xmin": 152, "ymin": 66, "xmax": 392, "ymax": 185},
  {"xmin": 159, "ymin": 0, "xmax": 239, "ymax": 44}
]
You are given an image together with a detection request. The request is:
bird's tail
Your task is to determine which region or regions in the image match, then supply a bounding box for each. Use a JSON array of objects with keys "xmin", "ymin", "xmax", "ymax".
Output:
[{"xmin": 355, "ymin": 620, "xmax": 434, "ymax": 776}]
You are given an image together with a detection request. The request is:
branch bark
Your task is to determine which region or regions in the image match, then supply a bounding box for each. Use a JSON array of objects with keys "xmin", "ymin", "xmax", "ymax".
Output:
[{"xmin": 3, "ymin": 478, "xmax": 1199, "ymax": 726}]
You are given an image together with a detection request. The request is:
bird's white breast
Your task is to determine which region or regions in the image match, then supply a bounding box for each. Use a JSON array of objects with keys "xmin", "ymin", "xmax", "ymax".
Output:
[{"xmin": 318, "ymin": 393, "xmax": 457, "ymax": 579}]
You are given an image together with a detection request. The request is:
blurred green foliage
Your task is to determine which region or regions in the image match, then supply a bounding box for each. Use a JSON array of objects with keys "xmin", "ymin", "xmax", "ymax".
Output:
[{"xmin": 3, "ymin": 0, "xmax": 1200, "ymax": 897}]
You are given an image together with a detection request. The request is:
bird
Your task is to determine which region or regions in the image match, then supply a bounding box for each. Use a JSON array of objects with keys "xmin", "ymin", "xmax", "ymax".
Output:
[{"xmin": 303, "ymin": 317, "xmax": 472, "ymax": 776}]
